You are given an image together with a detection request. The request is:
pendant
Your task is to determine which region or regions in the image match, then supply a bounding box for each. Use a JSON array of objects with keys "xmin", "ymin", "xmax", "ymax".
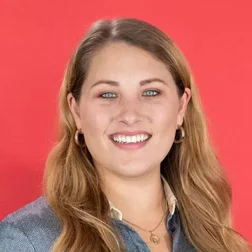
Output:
[{"xmin": 150, "ymin": 233, "xmax": 160, "ymax": 244}]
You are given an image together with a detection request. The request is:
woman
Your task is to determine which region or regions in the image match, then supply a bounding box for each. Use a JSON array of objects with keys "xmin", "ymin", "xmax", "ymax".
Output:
[{"xmin": 0, "ymin": 18, "xmax": 250, "ymax": 252}]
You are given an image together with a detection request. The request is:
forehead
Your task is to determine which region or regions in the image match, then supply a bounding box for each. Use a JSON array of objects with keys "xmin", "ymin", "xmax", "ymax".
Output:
[{"xmin": 85, "ymin": 42, "xmax": 174, "ymax": 84}]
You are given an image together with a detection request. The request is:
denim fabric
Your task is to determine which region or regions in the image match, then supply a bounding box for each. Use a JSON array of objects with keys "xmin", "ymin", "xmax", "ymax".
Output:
[
  {"xmin": 0, "ymin": 197, "xmax": 196, "ymax": 251},
  {"xmin": 113, "ymin": 207, "xmax": 196, "ymax": 252}
]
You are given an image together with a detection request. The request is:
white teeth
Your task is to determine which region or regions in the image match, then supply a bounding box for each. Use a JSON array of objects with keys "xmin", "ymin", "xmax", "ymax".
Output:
[
  {"xmin": 137, "ymin": 135, "xmax": 140, "ymax": 142},
  {"xmin": 112, "ymin": 134, "xmax": 150, "ymax": 144},
  {"xmin": 122, "ymin": 136, "xmax": 126, "ymax": 143}
]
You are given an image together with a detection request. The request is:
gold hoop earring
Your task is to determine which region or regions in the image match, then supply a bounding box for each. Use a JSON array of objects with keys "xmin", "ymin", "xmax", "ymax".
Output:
[
  {"xmin": 174, "ymin": 125, "xmax": 185, "ymax": 144},
  {"xmin": 74, "ymin": 129, "xmax": 86, "ymax": 147}
]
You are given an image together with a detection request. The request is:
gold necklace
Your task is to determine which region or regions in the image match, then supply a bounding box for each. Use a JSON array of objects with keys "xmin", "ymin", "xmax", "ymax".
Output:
[{"xmin": 122, "ymin": 203, "xmax": 168, "ymax": 245}]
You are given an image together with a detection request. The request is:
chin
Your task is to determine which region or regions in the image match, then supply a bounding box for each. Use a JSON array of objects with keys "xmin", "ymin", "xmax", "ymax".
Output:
[{"xmin": 112, "ymin": 163, "xmax": 156, "ymax": 179}]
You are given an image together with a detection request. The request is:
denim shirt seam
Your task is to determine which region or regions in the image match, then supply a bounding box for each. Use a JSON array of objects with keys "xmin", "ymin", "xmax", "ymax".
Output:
[{"xmin": 3, "ymin": 222, "xmax": 37, "ymax": 252}]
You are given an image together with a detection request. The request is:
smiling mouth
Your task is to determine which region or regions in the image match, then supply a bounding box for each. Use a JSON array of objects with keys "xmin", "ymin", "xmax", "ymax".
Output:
[{"xmin": 110, "ymin": 133, "xmax": 152, "ymax": 144}]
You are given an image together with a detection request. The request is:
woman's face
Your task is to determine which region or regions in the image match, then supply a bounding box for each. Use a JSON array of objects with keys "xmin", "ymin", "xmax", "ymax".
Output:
[{"xmin": 68, "ymin": 42, "xmax": 191, "ymax": 178}]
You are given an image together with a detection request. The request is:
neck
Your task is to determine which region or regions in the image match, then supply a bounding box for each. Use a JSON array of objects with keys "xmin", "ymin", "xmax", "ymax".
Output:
[{"xmin": 99, "ymin": 168, "xmax": 166, "ymax": 222}]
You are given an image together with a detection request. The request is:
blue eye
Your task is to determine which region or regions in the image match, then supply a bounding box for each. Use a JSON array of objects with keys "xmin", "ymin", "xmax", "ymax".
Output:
[
  {"xmin": 100, "ymin": 92, "xmax": 117, "ymax": 98},
  {"xmin": 143, "ymin": 90, "xmax": 159, "ymax": 96},
  {"xmin": 99, "ymin": 90, "xmax": 159, "ymax": 99}
]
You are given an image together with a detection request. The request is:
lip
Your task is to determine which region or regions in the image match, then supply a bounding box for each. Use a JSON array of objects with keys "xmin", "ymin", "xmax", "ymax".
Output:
[
  {"xmin": 109, "ymin": 131, "xmax": 152, "ymax": 150},
  {"xmin": 109, "ymin": 131, "xmax": 152, "ymax": 137},
  {"xmin": 110, "ymin": 138, "xmax": 151, "ymax": 150}
]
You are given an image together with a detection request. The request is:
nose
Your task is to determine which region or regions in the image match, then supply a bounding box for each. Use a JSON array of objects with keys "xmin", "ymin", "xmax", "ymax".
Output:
[{"xmin": 116, "ymin": 99, "xmax": 144, "ymax": 125}]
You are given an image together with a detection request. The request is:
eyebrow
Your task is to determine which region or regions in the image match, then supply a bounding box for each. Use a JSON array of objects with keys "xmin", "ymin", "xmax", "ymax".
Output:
[{"xmin": 90, "ymin": 78, "xmax": 168, "ymax": 88}]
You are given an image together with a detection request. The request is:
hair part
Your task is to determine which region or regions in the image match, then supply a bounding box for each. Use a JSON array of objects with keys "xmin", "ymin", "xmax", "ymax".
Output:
[{"xmin": 43, "ymin": 18, "xmax": 250, "ymax": 251}]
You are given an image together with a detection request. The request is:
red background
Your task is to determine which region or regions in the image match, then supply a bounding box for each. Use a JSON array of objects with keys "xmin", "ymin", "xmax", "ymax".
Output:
[{"xmin": 0, "ymin": 0, "xmax": 251, "ymax": 243}]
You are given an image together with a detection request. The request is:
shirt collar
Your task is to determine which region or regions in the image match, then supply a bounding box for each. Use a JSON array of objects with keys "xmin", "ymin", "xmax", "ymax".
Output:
[{"xmin": 109, "ymin": 175, "xmax": 177, "ymax": 220}]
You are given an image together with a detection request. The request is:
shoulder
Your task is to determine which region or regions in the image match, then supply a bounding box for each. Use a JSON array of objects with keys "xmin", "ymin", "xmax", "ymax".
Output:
[{"xmin": 0, "ymin": 196, "xmax": 61, "ymax": 252}]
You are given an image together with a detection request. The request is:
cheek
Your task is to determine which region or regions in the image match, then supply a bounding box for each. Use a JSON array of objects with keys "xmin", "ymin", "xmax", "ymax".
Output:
[
  {"xmin": 151, "ymin": 101, "xmax": 179, "ymax": 151},
  {"xmin": 153, "ymin": 103, "xmax": 179, "ymax": 129},
  {"xmin": 80, "ymin": 105, "xmax": 111, "ymax": 137}
]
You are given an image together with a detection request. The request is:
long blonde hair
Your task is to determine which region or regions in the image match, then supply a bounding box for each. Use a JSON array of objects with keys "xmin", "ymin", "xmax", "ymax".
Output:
[{"xmin": 43, "ymin": 18, "xmax": 250, "ymax": 251}]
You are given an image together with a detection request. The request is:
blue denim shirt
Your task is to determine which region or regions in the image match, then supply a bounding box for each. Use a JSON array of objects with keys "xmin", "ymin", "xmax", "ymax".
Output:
[
  {"xmin": 0, "ymin": 196, "xmax": 196, "ymax": 251},
  {"xmin": 113, "ymin": 206, "xmax": 196, "ymax": 251},
  {"xmin": 108, "ymin": 176, "xmax": 196, "ymax": 251}
]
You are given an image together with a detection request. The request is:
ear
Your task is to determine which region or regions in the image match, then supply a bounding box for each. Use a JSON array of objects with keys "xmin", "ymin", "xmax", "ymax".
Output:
[
  {"xmin": 67, "ymin": 93, "xmax": 82, "ymax": 130},
  {"xmin": 177, "ymin": 87, "xmax": 191, "ymax": 127}
]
